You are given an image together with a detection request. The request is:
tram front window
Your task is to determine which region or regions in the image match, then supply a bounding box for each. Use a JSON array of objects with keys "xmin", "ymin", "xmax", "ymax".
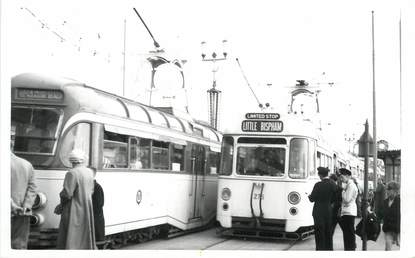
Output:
[
  {"xmin": 11, "ymin": 106, "xmax": 61, "ymax": 155},
  {"xmin": 219, "ymin": 136, "xmax": 233, "ymax": 176},
  {"xmin": 288, "ymin": 138, "xmax": 308, "ymax": 179},
  {"xmin": 237, "ymin": 147, "xmax": 285, "ymax": 177}
]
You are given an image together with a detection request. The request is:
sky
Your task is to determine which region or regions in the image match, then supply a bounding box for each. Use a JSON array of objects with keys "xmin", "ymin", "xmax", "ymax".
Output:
[{"xmin": 3, "ymin": 0, "xmax": 410, "ymax": 151}]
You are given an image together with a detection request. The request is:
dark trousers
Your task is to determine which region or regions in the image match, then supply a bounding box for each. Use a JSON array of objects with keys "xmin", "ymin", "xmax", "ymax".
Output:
[
  {"xmin": 314, "ymin": 216, "xmax": 333, "ymax": 250},
  {"xmin": 11, "ymin": 216, "xmax": 30, "ymax": 249},
  {"xmin": 339, "ymin": 215, "xmax": 356, "ymax": 251},
  {"xmin": 331, "ymin": 207, "xmax": 340, "ymax": 236}
]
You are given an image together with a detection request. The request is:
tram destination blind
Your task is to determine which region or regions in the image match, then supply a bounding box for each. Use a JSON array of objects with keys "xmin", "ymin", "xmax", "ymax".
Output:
[{"xmin": 241, "ymin": 113, "xmax": 283, "ymax": 133}]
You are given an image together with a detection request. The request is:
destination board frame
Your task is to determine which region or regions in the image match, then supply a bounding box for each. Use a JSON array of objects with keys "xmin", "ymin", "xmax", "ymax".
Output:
[{"xmin": 241, "ymin": 120, "xmax": 284, "ymax": 133}]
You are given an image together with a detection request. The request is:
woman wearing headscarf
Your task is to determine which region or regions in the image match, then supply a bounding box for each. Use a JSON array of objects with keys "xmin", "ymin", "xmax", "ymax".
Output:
[
  {"xmin": 54, "ymin": 149, "xmax": 96, "ymax": 249},
  {"xmin": 383, "ymin": 181, "xmax": 400, "ymax": 250}
]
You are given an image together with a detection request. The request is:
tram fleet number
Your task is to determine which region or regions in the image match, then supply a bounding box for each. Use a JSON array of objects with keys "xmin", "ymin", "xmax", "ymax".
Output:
[{"xmin": 241, "ymin": 113, "xmax": 283, "ymax": 133}]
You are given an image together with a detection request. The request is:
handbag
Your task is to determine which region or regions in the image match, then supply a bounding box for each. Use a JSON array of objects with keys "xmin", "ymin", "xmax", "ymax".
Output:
[{"xmin": 355, "ymin": 212, "xmax": 381, "ymax": 241}]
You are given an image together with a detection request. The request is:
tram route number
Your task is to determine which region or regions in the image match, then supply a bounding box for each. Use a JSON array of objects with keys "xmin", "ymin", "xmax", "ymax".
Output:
[
  {"xmin": 241, "ymin": 120, "xmax": 283, "ymax": 132},
  {"xmin": 253, "ymin": 193, "xmax": 264, "ymax": 200}
]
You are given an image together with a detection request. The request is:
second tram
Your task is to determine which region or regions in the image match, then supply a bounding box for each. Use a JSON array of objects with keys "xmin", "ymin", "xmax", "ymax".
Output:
[{"xmin": 11, "ymin": 73, "xmax": 222, "ymax": 248}]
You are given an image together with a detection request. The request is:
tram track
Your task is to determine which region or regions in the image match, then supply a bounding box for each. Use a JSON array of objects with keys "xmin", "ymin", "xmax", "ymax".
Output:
[
  {"xmin": 282, "ymin": 239, "xmax": 300, "ymax": 251},
  {"xmin": 201, "ymin": 237, "xmax": 232, "ymax": 250}
]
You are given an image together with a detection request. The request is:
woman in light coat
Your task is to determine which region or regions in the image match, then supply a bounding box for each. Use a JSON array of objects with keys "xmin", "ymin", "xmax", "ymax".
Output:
[{"xmin": 55, "ymin": 149, "xmax": 96, "ymax": 249}]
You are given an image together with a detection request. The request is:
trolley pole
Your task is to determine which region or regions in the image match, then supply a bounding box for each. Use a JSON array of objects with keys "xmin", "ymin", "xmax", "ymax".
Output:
[
  {"xmin": 371, "ymin": 10, "xmax": 378, "ymax": 190},
  {"xmin": 362, "ymin": 121, "xmax": 369, "ymax": 250}
]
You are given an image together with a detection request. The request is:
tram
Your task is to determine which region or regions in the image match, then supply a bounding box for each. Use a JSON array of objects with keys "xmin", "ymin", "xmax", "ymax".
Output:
[
  {"xmin": 11, "ymin": 73, "xmax": 222, "ymax": 248},
  {"xmin": 216, "ymin": 85, "xmax": 363, "ymax": 240}
]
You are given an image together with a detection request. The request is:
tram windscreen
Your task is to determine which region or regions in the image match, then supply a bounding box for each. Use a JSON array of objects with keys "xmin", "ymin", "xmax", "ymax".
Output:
[
  {"xmin": 236, "ymin": 147, "xmax": 285, "ymax": 177},
  {"xmin": 219, "ymin": 136, "xmax": 233, "ymax": 175},
  {"xmin": 11, "ymin": 106, "xmax": 61, "ymax": 155},
  {"xmin": 288, "ymin": 138, "xmax": 308, "ymax": 179}
]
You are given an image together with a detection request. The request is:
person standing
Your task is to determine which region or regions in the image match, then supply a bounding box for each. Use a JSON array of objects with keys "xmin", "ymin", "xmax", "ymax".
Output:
[
  {"xmin": 338, "ymin": 168, "xmax": 358, "ymax": 251},
  {"xmin": 374, "ymin": 178, "xmax": 386, "ymax": 222},
  {"xmin": 383, "ymin": 181, "xmax": 400, "ymax": 251},
  {"xmin": 329, "ymin": 173, "xmax": 343, "ymax": 238},
  {"xmin": 91, "ymin": 167, "xmax": 106, "ymax": 249},
  {"xmin": 352, "ymin": 177, "xmax": 363, "ymax": 218},
  {"xmin": 54, "ymin": 149, "xmax": 96, "ymax": 249},
  {"xmin": 308, "ymin": 167, "xmax": 337, "ymax": 250},
  {"xmin": 10, "ymin": 127, "xmax": 37, "ymax": 249}
]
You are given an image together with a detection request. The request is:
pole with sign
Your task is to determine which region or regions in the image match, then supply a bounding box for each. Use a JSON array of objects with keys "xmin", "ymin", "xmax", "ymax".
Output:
[{"xmin": 358, "ymin": 120, "xmax": 374, "ymax": 251}]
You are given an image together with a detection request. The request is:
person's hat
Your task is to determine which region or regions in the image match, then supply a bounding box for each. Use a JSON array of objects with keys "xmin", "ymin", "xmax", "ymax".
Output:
[
  {"xmin": 68, "ymin": 149, "xmax": 86, "ymax": 164},
  {"xmin": 317, "ymin": 167, "xmax": 329, "ymax": 176},
  {"xmin": 386, "ymin": 181, "xmax": 400, "ymax": 191},
  {"xmin": 339, "ymin": 168, "xmax": 352, "ymax": 176}
]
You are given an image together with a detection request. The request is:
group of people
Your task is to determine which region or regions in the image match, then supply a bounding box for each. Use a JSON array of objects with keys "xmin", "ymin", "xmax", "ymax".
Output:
[
  {"xmin": 308, "ymin": 166, "xmax": 400, "ymax": 251},
  {"xmin": 11, "ymin": 126, "xmax": 105, "ymax": 250}
]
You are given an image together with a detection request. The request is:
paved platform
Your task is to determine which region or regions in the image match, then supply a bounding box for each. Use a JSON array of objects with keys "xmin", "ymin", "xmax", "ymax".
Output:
[{"xmin": 290, "ymin": 218, "xmax": 400, "ymax": 251}]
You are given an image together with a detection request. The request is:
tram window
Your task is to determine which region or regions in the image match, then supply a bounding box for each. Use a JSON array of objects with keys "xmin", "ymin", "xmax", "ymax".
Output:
[
  {"xmin": 138, "ymin": 138, "xmax": 151, "ymax": 169},
  {"xmin": 103, "ymin": 131, "xmax": 128, "ymax": 168},
  {"xmin": 317, "ymin": 151, "xmax": 322, "ymax": 167},
  {"xmin": 328, "ymin": 157, "xmax": 333, "ymax": 171},
  {"xmin": 207, "ymin": 151, "xmax": 220, "ymax": 175},
  {"xmin": 171, "ymin": 144, "xmax": 185, "ymax": 171},
  {"xmin": 193, "ymin": 127, "xmax": 203, "ymax": 137},
  {"xmin": 309, "ymin": 140, "xmax": 316, "ymax": 176},
  {"xmin": 60, "ymin": 123, "xmax": 91, "ymax": 168},
  {"xmin": 219, "ymin": 136, "xmax": 233, "ymax": 176},
  {"xmin": 288, "ymin": 138, "xmax": 308, "ymax": 179},
  {"xmin": 237, "ymin": 147, "xmax": 285, "ymax": 177},
  {"xmin": 129, "ymin": 137, "xmax": 142, "ymax": 169},
  {"xmin": 152, "ymin": 140, "xmax": 169, "ymax": 170},
  {"xmin": 12, "ymin": 106, "xmax": 62, "ymax": 155}
]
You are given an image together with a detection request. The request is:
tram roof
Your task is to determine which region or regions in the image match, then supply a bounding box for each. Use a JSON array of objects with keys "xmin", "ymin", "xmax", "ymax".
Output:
[{"xmin": 11, "ymin": 73, "xmax": 221, "ymax": 142}]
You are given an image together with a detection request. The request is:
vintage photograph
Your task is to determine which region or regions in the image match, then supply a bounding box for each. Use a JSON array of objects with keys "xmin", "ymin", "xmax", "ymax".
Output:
[{"xmin": 1, "ymin": 0, "xmax": 413, "ymax": 257}]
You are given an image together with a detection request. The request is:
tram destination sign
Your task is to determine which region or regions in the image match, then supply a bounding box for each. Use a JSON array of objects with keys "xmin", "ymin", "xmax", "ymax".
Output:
[
  {"xmin": 245, "ymin": 113, "xmax": 280, "ymax": 120},
  {"xmin": 241, "ymin": 120, "xmax": 283, "ymax": 133}
]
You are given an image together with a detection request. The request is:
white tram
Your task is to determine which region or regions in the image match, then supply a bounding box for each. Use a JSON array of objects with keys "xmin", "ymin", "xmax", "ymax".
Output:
[
  {"xmin": 11, "ymin": 73, "xmax": 222, "ymax": 247},
  {"xmin": 216, "ymin": 111, "xmax": 353, "ymax": 240}
]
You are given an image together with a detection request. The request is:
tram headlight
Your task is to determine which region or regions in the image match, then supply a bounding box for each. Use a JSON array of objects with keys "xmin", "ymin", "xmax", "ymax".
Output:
[
  {"xmin": 32, "ymin": 192, "xmax": 47, "ymax": 210},
  {"xmin": 221, "ymin": 188, "xmax": 231, "ymax": 201},
  {"xmin": 288, "ymin": 191, "xmax": 301, "ymax": 205},
  {"xmin": 289, "ymin": 207, "xmax": 298, "ymax": 216}
]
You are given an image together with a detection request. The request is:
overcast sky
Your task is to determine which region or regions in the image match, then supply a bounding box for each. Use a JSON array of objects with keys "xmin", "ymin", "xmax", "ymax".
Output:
[{"xmin": 4, "ymin": 0, "xmax": 411, "ymax": 150}]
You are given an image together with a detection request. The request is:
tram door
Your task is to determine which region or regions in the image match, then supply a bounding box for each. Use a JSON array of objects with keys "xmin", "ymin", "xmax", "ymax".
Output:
[{"xmin": 189, "ymin": 144, "xmax": 206, "ymax": 220}]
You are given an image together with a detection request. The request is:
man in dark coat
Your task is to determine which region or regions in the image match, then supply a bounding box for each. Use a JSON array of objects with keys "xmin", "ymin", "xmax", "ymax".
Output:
[
  {"xmin": 374, "ymin": 178, "xmax": 386, "ymax": 222},
  {"xmin": 329, "ymin": 173, "xmax": 343, "ymax": 238},
  {"xmin": 383, "ymin": 181, "xmax": 400, "ymax": 250},
  {"xmin": 308, "ymin": 167, "xmax": 337, "ymax": 250},
  {"xmin": 91, "ymin": 167, "xmax": 105, "ymax": 248}
]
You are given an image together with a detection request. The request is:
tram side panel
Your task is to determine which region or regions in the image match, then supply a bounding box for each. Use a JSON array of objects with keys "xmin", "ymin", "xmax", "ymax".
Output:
[{"xmin": 98, "ymin": 171, "xmax": 169, "ymax": 235}]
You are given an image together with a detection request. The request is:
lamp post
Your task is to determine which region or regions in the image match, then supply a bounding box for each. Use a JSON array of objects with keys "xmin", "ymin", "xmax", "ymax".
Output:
[
  {"xmin": 358, "ymin": 120, "xmax": 374, "ymax": 251},
  {"xmin": 201, "ymin": 40, "xmax": 228, "ymax": 129}
]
